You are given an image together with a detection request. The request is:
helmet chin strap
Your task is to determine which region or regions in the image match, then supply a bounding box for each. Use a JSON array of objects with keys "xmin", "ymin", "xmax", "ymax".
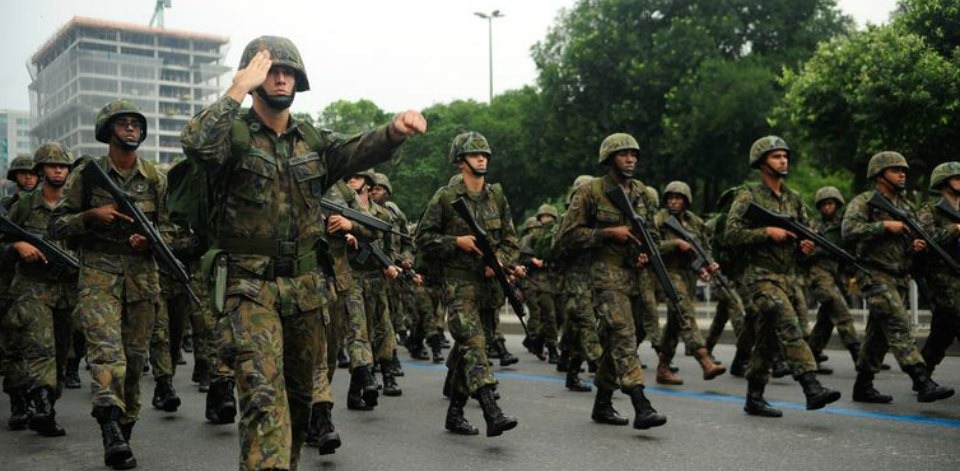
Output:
[
  {"xmin": 763, "ymin": 162, "xmax": 788, "ymax": 178},
  {"xmin": 112, "ymin": 132, "xmax": 141, "ymax": 151},
  {"xmin": 880, "ymin": 173, "xmax": 906, "ymax": 192},
  {"xmin": 256, "ymin": 87, "xmax": 295, "ymax": 110},
  {"xmin": 462, "ymin": 159, "xmax": 488, "ymax": 177}
]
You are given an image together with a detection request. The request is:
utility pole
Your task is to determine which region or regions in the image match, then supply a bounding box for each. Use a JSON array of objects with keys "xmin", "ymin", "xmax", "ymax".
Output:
[{"xmin": 473, "ymin": 10, "xmax": 504, "ymax": 103}]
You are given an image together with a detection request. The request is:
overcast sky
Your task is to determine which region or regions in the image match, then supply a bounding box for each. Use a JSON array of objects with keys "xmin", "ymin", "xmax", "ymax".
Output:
[{"xmin": 0, "ymin": 0, "xmax": 899, "ymax": 114}]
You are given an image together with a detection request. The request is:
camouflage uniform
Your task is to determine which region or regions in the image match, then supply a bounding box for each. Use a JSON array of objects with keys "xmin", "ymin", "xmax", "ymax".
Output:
[
  {"xmin": 49, "ymin": 154, "xmax": 167, "ymax": 429},
  {"xmin": 180, "ymin": 71, "xmax": 400, "ymax": 470},
  {"xmin": 918, "ymin": 196, "xmax": 960, "ymax": 374}
]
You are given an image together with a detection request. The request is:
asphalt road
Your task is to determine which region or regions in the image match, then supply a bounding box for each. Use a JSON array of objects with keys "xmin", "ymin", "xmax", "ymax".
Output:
[{"xmin": 2, "ymin": 338, "xmax": 959, "ymax": 471}]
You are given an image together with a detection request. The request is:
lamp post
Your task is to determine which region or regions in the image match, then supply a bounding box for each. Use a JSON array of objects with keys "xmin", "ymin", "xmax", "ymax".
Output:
[{"xmin": 474, "ymin": 10, "xmax": 504, "ymax": 103}]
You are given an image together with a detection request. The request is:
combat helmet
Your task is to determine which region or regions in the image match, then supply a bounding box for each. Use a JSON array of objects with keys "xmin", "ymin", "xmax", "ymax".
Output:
[
  {"xmin": 536, "ymin": 204, "xmax": 559, "ymax": 220},
  {"xmin": 814, "ymin": 186, "xmax": 845, "ymax": 207},
  {"xmin": 645, "ymin": 186, "xmax": 659, "ymax": 204},
  {"xmin": 372, "ymin": 172, "xmax": 393, "ymax": 194},
  {"xmin": 662, "ymin": 181, "xmax": 692, "ymax": 207},
  {"xmin": 523, "ymin": 216, "xmax": 542, "ymax": 233},
  {"xmin": 32, "ymin": 142, "xmax": 73, "ymax": 171},
  {"xmin": 95, "ymin": 99, "xmax": 147, "ymax": 144},
  {"xmin": 930, "ymin": 161, "xmax": 960, "ymax": 191},
  {"xmin": 6, "ymin": 154, "xmax": 34, "ymax": 181},
  {"xmin": 239, "ymin": 36, "xmax": 310, "ymax": 92},
  {"xmin": 748, "ymin": 136, "xmax": 790, "ymax": 168},
  {"xmin": 349, "ymin": 169, "xmax": 377, "ymax": 187},
  {"xmin": 448, "ymin": 131, "xmax": 491, "ymax": 164},
  {"xmin": 866, "ymin": 151, "xmax": 908, "ymax": 179},
  {"xmin": 598, "ymin": 133, "xmax": 640, "ymax": 164}
]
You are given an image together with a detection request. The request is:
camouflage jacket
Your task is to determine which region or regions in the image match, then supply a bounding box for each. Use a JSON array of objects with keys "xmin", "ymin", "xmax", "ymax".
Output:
[
  {"xmin": 804, "ymin": 211, "xmax": 844, "ymax": 278},
  {"xmin": 384, "ymin": 200, "xmax": 413, "ymax": 265},
  {"xmin": 179, "ymin": 95, "xmax": 400, "ymax": 278},
  {"xmin": 725, "ymin": 182, "xmax": 809, "ymax": 283},
  {"xmin": 415, "ymin": 176, "xmax": 519, "ymax": 280},
  {"xmin": 917, "ymin": 197, "xmax": 960, "ymax": 275},
  {"xmin": 49, "ymin": 155, "xmax": 168, "ymax": 303},
  {"xmin": 842, "ymin": 190, "xmax": 916, "ymax": 276},
  {"xmin": 553, "ymin": 174, "xmax": 659, "ymax": 292},
  {"xmin": 2, "ymin": 185, "xmax": 79, "ymax": 285},
  {"xmin": 654, "ymin": 208, "xmax": 711, "ymax": 274}
]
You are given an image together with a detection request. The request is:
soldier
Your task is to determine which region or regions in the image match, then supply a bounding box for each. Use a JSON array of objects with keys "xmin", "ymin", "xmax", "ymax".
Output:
[
  {"xmin": 1, "ymin": 143, "xmax": 77, "ymax": 438},
  {"xmin": 530, "ymin": 204, "xmax": 562, "ymax": 364},
  {"xmin": 843, "ymin": 152, "xmax": 954, "ymax": 403},
  {"xmin": 918, "ymin": 162, "xmax": 960, "ymax": 377},
  {"xmin": 553, "ymin": 133, "xmax": 667, "ymax": 430},
  {"xmin": 180, "ymin": 36, "xmax": 425, "ymax": 471},
  {"xmin": 725, "ymin": 136, "xmax": 840, "ymax": 418},
  {"xmin": 653, "ymin": 181, "xmax": 726, "ymax": 384},
  {"xmin": 2, "ymin": 154, "xmax": 39, "ymax": 431},
  {"xmin": 519, "ymin": 216, "xmax": 546, "ymax": 359},
  {"xmin": 416, "ymin": 131, "xmax": 521, "ymax": 437},
  {"xmin": 805, "ymin": 186, "xmax": 862, "ymax": 372},
  {"xmin": 49, "ymin": 100, "xmax": 170, "ymax": 469}
]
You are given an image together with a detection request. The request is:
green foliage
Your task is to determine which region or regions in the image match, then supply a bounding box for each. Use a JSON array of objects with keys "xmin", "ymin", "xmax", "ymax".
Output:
[{"xmin": 318, "ymin": 99, "xmax": 390, "ymax": 135}]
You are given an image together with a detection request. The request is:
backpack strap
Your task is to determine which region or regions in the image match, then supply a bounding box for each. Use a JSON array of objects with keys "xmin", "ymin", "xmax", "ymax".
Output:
[{"xmin": 299, "ymin": 121, "xmax": 325, "ymax": 154}]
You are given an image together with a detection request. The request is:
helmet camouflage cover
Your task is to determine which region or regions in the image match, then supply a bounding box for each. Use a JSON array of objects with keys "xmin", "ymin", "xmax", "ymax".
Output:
[
  {"xmin": 866, "ymin": 151, "xmax": 909, "ymax": 179},
  {"xmin": 95, "ymin": 99, "xmax": 147, "ymax": 144},
  {"xmin": 448, "ymin": 131, "xmax": 491, "ymax": 164},
  {"xmin": 33, "ymin": 142, "xmax": 73, "ymax": 170},
  {"xmin": 372, "ymin": 172, "xmax": 393, "ymax": 194},
  {"xmin": 523, "ymin": 216, "xmax": 542, "ymax": 232},
  {"xmin": 748, "ymin": 135, "xmax": 790, "ymax": 168},
  {"xmin": 350, "ymin": 169, "xmax": 377, "ymax": 186},
  {"xmin": 814, "ymin": 186, "xmax": 845, "ymax": 207},
  {"xmin": 536, "ymin": 204, "xmax": 559, "ymax": 219},
  {"xmin": 239, "ymin": 36, "xmax": 310, "ymax": 92},
  {"xmin": 930, "ymin": 161, "xmax": 960, "ymax": 191},
  {"xmin": 6, "ymin": 154, "xmax": 34, "ymax": 181},
  {"xmin": 662, "ymin": 181, "xmax": 692, "ymax": 206},
  {"xmin": 598, "ymin": 133, "xmax": 640, "ymax": 164}
]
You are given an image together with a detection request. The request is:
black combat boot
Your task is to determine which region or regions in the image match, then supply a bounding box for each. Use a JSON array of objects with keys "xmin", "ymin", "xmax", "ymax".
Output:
[
  {"xmin": 555, "ymin": 350, "xmax": 569, "ymax": 372},
  {"xmin": 120, "ymin": 421, "xmax": 135, "ymax": 443},
  {"xmin": 429, "ymin": 335, "xmax": 445, "ymax": 364},
  {"xmin": 391, "ymin": 350, "xmax": 405, "ymax": 377},
  {"xmin": 744, "ymin": 380, "xmax": 782, "ymax": 417},
  {"xmin": 7, "ymin": 388, "xmax": 33, "ymax": 430},
  {"xmin": 359, "ymin": 365, "xmax": 380, "ymax": 406},
  {"xmin": 852, "ymin": 370, "xmax": 893, "ymax": 404},
  {"xmin": 397, "ymin": 330, "xmax": 408, "ymax": 347},
  {"xmin": 486, "ymin": 343, "xmax": 500, "ymax": 359},
  {"xmin": 307, "ymin": 402, "xmax": 342, "ymax": 455},
  {"xmin": 381, "ymin": 362, "xmax": 402, "ymax": 397},
  {"xmin": 205, "ymin": 378, "xmax": 237, "ymax": 424},
  {"xmin": 445, "ymin": 393, "xmax": 479, "ymax": 436},
  {"xmin": 546, "ymin": 345, "xmax": 560, "ymax": 365},
  {"xmin": 65, "ymin": 356, "xmax": 82, "ymax": 389},
  {"xmin": 625, "ymin": 385, "xmax": 667, "ymax": 430},
  {"xmin": 192, "ymin": 358, "xmax": 209, "ymax": 385},
  {"xmin": 494, "ymin": 339, "xmax": 518, "ymax": 367},
  {"xmin": 591, "ymin": 388, "xmax": 628, "ymax": 425},
  {"xmin": 771, "ymin": 357, "xmax": 791, "ymax": 379},
  {"xmin": 28, "ymin": 386, "xmax": 66, "ymax": 437},
  {"xmin": 729, "ymin": 348, "xmax": 748, "ymax": 377},
  {"xmin": 346, "ymin": 368, "xmax": 376, "ymax": 411},
  {"xmin": 847, "ymin": 342, "xmax": 861, "ymax": 365},
  {"xmin": 905, "ymin": 364, "xmax": 955, "ymax": 403},
  {"xmin": 796, "ymin": 372, "xmax": 841, "ymax": 410},
  {"xmin": 151, "ymin": 375, "xmax": 181, "ymax": 412},
  {"xmin": 442, "ymin": 368, "xmax": 453, "ymax": 399},
  {"xmin": 94, "ymin": 406, "xmax": 136, "ymax": 470},
  {"xmin": 565, "ymin": 358, "xmax": 592, "ymax": 392},
  {"xmin": 408, "ymin": 333, "xmax": 430, "ymax": 361},
  {"xmin": 337, "ymin": 348, "xmax": 350, "ymax": 369},
  {"xmin": 475, "ymin": 385, "xmax": 518, "ymax": 437}
]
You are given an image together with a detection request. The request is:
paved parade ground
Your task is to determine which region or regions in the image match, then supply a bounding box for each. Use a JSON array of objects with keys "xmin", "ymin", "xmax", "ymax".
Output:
[{"xmin": 2, "ymin": 337, "xmax": 958, "ymax": 471}]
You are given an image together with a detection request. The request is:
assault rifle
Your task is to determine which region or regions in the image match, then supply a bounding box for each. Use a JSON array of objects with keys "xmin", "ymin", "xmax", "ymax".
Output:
[
  {"xmin": 744, "ymin": 202, "xmax": 869, "ymax": 273},
  {"xmin": 0, "ymin": 215, "xmax": 80, "ymax": 271},
  {"xmin": 663, "ymin": 215, "xmax": 735, "ymax": 296},
  {"xmin": 320, "ymin": 198, "xmax": 412, "ymax": 242},
  {"xmin": 355, "ymin": 240, "xmax": 418, "ymax": 285},
  {"xmin": 450, "ymin": 197, "xmax": 528, "ymax": 334},
  {"xmin": 867, "ymin": 191, "xmax": 960, "ymax": 274},
  {"xmin": 604, "ymin": 186, "xmax": 682, "ymax": 310},
  {"xmin": 81, "ymin": 162, "xmax": 201, "ymax": 305}
]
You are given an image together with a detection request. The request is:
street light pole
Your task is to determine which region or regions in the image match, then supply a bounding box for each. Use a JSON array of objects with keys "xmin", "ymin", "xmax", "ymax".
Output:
[{"xmin": 474, "ymin": 10, "xmax": 504, "ymax": 103}]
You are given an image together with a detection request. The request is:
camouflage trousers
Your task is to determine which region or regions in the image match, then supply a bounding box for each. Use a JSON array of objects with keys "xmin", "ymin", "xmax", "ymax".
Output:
[
  {"xmin": 217, "ymin": 276, "xmax": 326, "ymax": 471},
  {"xmin": 6, "ymin": 278, "xmax": 76, "ymax": 396},
  {"xmin": 634, "ymin": 270, "xmax": 662, "ymax": 350},
  {"xmin": 386, "ymin": 277, "xmax": 408, "ymax": 335},
  {"xmin": 78, "ymin": 267, "xmax": 159, "ymax": 425},
  {"xmin": 743, "ymin": 278, "xmax": 816, "ymax": 384},
  {"xmin": 560, "ymin": 271, "xmax": 602, "ymax": 363},
  {"xmin": 660, "ymin": 272, "xmax": 706, "ymax": 362},
  {"xmin": 807, "ymin": 270, "xmax": 860, "ymax": 354},
  {"xmin": 337, "ymin": 275, "xmax": 373, "ymax": 371},
  {"xmin": 149, "ymin": 293, "xmax": 175, "ymax": 378},
  {"xmin": 0, "ymin": 300, "xmax": 31, "ymax": 393},
  {"xmin": 593, "ymin": 286, "xmax": 646, "ymax": 392},
  {"xmin": 855, "ymin": 271, "xmax": 925, "ymax": 375},
  {"xmin": 922, "ymin": 274, "xmax": 960, "ymax": 372},
  {"xmin": 409, "ymin": 284, "xmax": 442, "ymax": 343},
  {"xmin": 314, "ymin": 288, "xmax": 344, "ymax": 404},
  {"xmin": 706, "ymin": 280, "xmax": 746, "ymax": 351},
  {"xmin": 522, "ymin": 281, "xmax": 542, "ymax": 339},
  {"xmin": 443, "ymin": 277, "xmax": 497, "ymax": 397},
  {"xmin": 357, "ymin": 271, "xmax": 395, "ymax": 364}
]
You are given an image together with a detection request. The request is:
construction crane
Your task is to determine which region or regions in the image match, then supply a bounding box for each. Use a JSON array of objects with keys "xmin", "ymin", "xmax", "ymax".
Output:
[{"xmin": 149, "ymin": 0, "xmax": 172, "ymax": 28}]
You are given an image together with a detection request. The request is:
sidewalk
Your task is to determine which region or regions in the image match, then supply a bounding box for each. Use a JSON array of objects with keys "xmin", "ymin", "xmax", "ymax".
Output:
[{"xmin": 497, "ymin": 303, "xmax": 960, "ymax": 357}]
